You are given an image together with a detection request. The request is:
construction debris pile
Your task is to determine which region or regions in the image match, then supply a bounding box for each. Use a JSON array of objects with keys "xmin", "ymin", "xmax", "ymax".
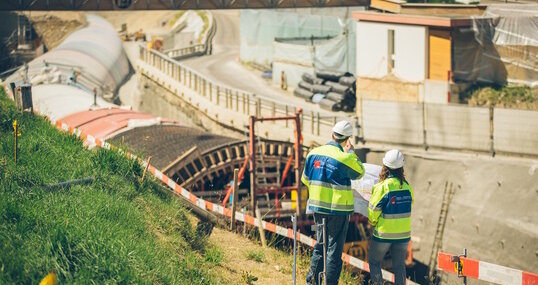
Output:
[{"xmin": 294, "ymin": 70, "xmax": 357, "ymax": 112}]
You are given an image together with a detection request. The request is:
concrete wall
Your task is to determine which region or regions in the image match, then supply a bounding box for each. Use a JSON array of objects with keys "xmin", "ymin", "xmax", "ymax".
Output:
[
  {"xmin": 361, "ymin": 100, "xmax": 538, "ymax": 156},
  {"xmin": 356, "ymin": 21, "xmax": 426, "ymax": 82},
  {"xmin": 494, "ymin": 108, "xmax": 538, "ymax": 156},
  {"xmin": 362, "ymin": 100, "xmax": 424, "ymax": 145},
  {"xmin": 426, "ymin": 104, "xmax": 491, "ymax": 151}
]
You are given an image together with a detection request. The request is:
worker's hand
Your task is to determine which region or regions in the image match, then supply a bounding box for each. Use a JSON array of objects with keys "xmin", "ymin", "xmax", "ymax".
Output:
[{"xmin": 344, "ymin": 138, "xmax": 354, "ymax": 153}]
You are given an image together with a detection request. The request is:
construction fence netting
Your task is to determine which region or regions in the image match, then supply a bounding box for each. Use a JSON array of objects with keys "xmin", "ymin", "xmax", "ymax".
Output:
[{"xmin": 455, "ymin": 4, "xmax": 538, "ymax": 87}]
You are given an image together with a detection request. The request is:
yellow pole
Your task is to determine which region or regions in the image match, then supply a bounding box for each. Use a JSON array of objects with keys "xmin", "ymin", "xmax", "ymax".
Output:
[{"xmin": 13, "ymin": 120, "xmax": 18, "ymax": 164}]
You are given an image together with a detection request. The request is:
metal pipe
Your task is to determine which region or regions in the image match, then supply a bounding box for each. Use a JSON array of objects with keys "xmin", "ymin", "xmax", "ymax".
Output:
[
  {"xmin": 230, "ymin": 168, "xmax": 238, "ymax": 231},
  {"xmin": 292, "ymin": 214, "xmax": 297, "ymax": 285},
  {"xmin": 249, "ymin": 116, "xmax": 257, "ymax": 216},
  {"xmin": 257, "ymin": 116, "xmax": 297, "ymax": 122},
  {"xmin": 318, "ymin": 217, "xmax": 327, "ymax": 285},
  {"xmin": 294, "ymin": 109, "xmax": 303, "ymax": 217}
]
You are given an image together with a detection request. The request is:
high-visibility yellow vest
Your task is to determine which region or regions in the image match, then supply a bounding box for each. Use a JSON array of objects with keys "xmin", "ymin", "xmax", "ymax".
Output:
[
  {"xmin": 301, "ymin": 142, "xmax": 365, "ymax": 215},
  {"xmin": 368, "ymin": 177, "xmax": 414, "ymax": 242}
]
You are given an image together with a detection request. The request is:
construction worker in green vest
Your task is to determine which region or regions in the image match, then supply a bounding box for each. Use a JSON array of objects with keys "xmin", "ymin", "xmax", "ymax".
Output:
[
  {"xmin": 368, "ymin": 149, "xmax": 414, "ymax": 285},
  {"xmin": 302, "ymin": 120, "xmax": 365, "ymax": 285}
]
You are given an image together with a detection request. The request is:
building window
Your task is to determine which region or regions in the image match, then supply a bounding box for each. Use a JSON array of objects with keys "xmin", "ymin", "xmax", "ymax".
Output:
[{"xmin": 388, "ymin": 29, "xmax": 395, "ymax": 72}]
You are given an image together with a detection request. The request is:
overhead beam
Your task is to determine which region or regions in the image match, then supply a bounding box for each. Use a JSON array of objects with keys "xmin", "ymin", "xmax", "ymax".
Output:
[{"xmin": 0, "ymin": 0, "xmax": 369, "ymax": 10}]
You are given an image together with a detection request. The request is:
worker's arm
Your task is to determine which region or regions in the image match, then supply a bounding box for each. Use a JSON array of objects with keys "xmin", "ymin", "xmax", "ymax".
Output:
[
  {"xmin": 345, "ymin": 152, "xmax": 365, "ymax": 180},
  {"xmin": 301, "ymin": 155, "xmax": 311, "ymax": 187},
  {"xmin": 368, "ymin": 183, "xmax": 387, "ymax": 226}
]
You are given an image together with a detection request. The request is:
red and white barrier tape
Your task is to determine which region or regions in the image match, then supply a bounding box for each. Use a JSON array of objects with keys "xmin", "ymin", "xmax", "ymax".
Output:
[
  {"xmin": 44, "ymin": 115, "xmax": 419, "ymax": 284},
  {"xmin": 438, "ymin": 252, "xmax": 538, "ymax": 285}
]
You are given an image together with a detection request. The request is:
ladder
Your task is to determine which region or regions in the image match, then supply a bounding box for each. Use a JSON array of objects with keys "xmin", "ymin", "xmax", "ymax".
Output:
[
  {"xmin": 255, "ymin": 135, "xmax": 281, "ymax": 216},
  {"xmin": 428, "ymin": 181, "xmax": 455, "ymax": 283}
]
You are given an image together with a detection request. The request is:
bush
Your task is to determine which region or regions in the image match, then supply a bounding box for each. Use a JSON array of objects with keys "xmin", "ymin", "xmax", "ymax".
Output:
[{"xmin": 461, "ymin": 84, "xmax": 537, "ymax": 110}]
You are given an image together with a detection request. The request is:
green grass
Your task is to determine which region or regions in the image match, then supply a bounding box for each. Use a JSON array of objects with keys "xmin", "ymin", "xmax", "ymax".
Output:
[
  {"xmin": 0, "ymin": 86, "xmax": 220, "ymax": 284},
  {"xmin": 204, "ymin": 244, "xmax": 224, "ymax": 265},
  {"xmin": 245, "ymin": 249, "xmax": 264, "ymax": 263}
]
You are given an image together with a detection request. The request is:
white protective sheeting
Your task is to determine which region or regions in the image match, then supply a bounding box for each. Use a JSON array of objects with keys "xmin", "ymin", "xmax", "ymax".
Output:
[
  {"xmin": 240, "ymin": 9, "xmax": 357, "ymax": 73},
  {"xmin": 31, "ymin": 84, "xmax": 114, "ymax": 121},
  {"xmin": 8, "ymin": 14, "xmax": 130, "ymax": 96}
]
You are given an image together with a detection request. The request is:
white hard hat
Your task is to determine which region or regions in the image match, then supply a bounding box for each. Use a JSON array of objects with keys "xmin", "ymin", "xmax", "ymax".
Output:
[
  {"xmin": 383, "ymin": 149, "xmax": 404, "ymax": 169},
  {"xmin": 332, "ymin": 120, "xmax": 353, "ymax": 139}
]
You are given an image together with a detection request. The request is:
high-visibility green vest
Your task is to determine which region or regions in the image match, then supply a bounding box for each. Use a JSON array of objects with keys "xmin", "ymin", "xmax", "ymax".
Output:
[
  {"xmin": 368, "ymin": 177, "xmax": 414, "ymax": 242},
  {"xmin": 301, "ymin": 142, "xmax": 365, "ymax": 215}
]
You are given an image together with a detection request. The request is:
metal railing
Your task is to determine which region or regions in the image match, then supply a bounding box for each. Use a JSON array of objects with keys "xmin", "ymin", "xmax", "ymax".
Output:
[
  {"xmin": 164, "ymin": 44, "xmax": 206, "ymax": 59},
  {"xmin": 138, "ymin": 44, "xmax": 356, "ymax": 141}
]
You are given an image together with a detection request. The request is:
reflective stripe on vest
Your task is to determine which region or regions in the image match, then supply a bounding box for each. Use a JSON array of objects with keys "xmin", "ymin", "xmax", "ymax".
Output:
[{"xmin": 373, "ymin": 230, "xmax": 411, "ymax": 239}]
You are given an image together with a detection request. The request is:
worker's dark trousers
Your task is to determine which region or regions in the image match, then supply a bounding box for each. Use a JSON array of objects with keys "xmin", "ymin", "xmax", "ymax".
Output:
[
  {"xmin": 306, "ymin": 213, "xmax": 349, "ymax": 285},
  {"xmin": 368, "ymin": 239, "xmax": 409, "ymax": 285}
]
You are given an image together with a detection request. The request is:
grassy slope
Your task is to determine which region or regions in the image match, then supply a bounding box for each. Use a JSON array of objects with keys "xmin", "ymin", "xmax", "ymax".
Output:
[{"xmin": 0, "ymin": 87, "xmax": 220, "ymax": 284}]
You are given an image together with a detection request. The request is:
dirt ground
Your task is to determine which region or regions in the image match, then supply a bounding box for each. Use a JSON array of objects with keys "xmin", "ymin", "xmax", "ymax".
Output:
[
  {"xmin": 95, "ymin": 11, "xmax": 179, "ymax": 35},
  {"xmin": 207, "ymin": 227, "xmax": 310, "ymax": 285},
  {"xmin": 26, "ymin": 12, "xmax": 85, "ymax": 49}
]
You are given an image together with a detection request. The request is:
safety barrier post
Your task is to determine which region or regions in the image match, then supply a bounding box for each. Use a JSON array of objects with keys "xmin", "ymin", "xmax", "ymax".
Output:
[
  {"xmin": 255, "ymin": 207, "xmax": 267, "ymax": 248},
  {"xmin": 216, "ymin": 86, "xmax": 220, "ymax": 105},
  {"xmin": 256, "ymin": 98, "xmax": 261, "ymax": 117},
  {"xmin": 292, "ymin": 214, "xmax": 297, "ymax": 285},
  {"xmin": 225, "ymin": 90, "xmax": 229, "ymax": 109},
  {"xmin": 209, "ymin": 83, "xmax": 212, "ymax": 101}
]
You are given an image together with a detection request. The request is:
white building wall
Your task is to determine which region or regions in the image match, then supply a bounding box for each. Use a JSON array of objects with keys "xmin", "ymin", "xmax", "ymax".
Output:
[{"xmin": 356, "ymin": 21, "xmax": 427, "ymax": 82}]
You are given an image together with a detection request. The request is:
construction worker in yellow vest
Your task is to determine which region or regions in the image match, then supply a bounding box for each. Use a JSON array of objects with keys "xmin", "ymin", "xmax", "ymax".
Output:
[
  {"xmin": 368, "ymin": 149, "xmax": 414, "ymax": 285},
  {"xmin": 302, "ymin": 120, "xmax": 365, "ymax": 285}
]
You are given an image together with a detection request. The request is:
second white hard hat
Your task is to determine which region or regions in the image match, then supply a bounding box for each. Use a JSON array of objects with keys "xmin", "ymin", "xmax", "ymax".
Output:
[
  {"xmin": 383, "ymin": 149, "xmax": 404, "ymax": 169},
  {"xmin": 332, "ymin": 120, "xmax": 353, "ymax": 139}
]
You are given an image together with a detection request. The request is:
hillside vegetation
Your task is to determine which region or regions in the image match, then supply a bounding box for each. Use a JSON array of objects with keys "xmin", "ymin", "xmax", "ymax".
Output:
[
  {"xmin": 462, "ymin": 84, "xmax": 537, "ymax": 110},
  {"xmin": 0, "ymin": 87, "xmax": 221, "ymax": 284}
]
